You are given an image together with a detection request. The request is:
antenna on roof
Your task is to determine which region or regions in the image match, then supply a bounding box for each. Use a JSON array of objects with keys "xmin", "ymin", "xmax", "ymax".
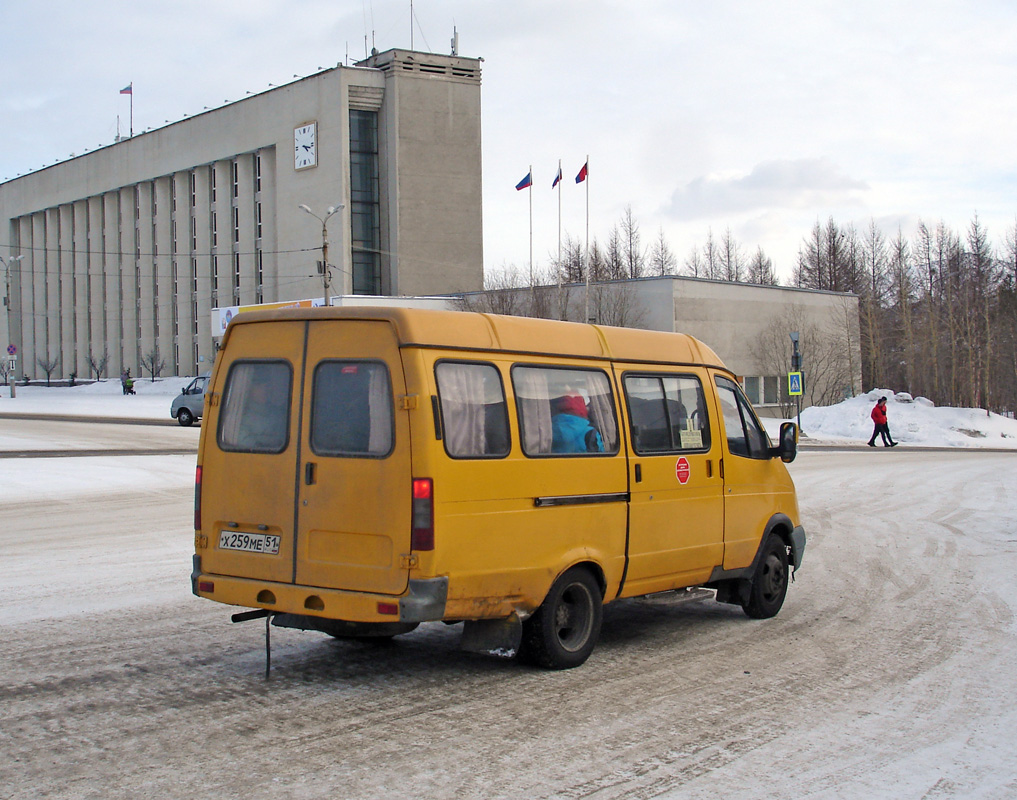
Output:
[{"xmin": 451, "ymin": 25, "xmax": 458, "ymax": 56}]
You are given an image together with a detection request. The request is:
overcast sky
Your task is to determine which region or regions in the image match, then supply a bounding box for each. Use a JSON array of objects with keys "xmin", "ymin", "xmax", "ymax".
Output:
[{"xmin": 2, "ymin": 1, "xmax": 1016, "ymax": 283}]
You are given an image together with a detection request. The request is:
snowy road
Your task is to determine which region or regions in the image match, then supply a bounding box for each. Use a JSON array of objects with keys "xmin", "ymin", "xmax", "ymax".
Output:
[{"xmin": 2, "ymin": 425, "xmax": 1016, "ymax": 799}]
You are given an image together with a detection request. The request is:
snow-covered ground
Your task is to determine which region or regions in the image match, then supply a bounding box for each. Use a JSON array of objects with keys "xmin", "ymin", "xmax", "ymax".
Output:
[
  {"xmin": 3, "ymin": 384, "xmax": 1017, "ymax": 797},
  {"xmin": 0, "ymin": 375, "xmax": 188, "ymax": 421}
]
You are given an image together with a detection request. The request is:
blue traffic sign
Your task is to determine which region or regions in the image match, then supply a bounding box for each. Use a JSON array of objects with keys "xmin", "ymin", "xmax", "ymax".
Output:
[{"xmin": 788, "ymin": 371, "xmax": 803, "ymax": 396}]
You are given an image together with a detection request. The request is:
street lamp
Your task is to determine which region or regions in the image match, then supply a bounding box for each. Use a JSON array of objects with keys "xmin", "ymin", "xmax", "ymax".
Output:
[
  {"xmin": 2, "ymin": 254, "xmax": 25, "ymax": 397},
  {"xmin": 299, "ymin": 204, "xmax": 344, "ymax": 306}
]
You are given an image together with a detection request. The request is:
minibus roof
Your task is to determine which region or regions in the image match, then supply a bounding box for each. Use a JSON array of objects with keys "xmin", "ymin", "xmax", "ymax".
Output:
[{"xmin": 224, "ymin": 306, "xmax": 729, "ymax": 370}]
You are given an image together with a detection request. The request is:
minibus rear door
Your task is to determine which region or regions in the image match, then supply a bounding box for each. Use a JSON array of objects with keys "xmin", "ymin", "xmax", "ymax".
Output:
[{"xmin": 293, "ymin": 319, "xmax": 412, "ymax": 596}]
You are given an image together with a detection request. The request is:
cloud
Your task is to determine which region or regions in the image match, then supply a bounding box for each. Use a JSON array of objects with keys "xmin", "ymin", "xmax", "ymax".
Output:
[{"xmin": 664, "ymin": 158, "xmax": 870, "ymax": 220}]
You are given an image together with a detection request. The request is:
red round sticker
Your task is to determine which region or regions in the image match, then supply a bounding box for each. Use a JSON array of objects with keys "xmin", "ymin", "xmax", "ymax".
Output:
[{"xmin": 675, "ymin": 456, "xmax": 691, "ymax": 484}]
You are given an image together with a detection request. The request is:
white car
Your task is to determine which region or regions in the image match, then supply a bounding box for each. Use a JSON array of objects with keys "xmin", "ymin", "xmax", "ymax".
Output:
[{"xmin": 170, "ymin": 373, "xmax": 210, "ymax": 426}]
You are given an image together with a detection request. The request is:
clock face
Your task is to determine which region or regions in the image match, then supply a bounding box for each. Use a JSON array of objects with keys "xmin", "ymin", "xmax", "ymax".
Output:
[{"xmin": 294, "ymin": 122, "xmax": 317, "ymax": 170}]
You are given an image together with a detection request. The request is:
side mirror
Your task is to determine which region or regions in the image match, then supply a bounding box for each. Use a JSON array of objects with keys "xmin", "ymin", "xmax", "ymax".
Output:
[{"xmin": 774, "ymin": 421, "xmax": 798, "ymax": 463}]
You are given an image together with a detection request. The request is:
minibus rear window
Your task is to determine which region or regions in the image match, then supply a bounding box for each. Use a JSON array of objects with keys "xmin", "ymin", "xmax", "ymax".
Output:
[
  {"xmin": 512, "ymin": 366, "xmax": 619, "ymax": 457},
  {"xmin": 218, "ymin": 360, "xmax": 292, "ymax": 453},
  {"xmin": 310, "ymin": 360, "xmax": 394, "ymax": 458},
  {"xmin": 435, "ymin": 361, "xmax": 510, "ymax": 458}
]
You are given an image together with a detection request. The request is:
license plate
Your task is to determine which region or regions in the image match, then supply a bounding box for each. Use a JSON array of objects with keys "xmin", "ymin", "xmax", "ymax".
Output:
[{"xmin": 218, "ymin": 530, "xmax": 281, "ymax": 555}]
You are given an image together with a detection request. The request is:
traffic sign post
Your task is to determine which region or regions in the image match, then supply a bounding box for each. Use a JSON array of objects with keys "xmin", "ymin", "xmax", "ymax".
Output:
[{"xmin": 789, "ymin": 332, "xmax": 803, "ymax": 433}]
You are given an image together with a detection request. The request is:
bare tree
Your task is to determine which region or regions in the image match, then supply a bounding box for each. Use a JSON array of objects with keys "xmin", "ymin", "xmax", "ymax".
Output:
[
  {"xmin": 751, "ymin": 306, "xmax": 855, "ymax": 414},
  {"xmin": 682, "ymin": 245, "xmax": 704, "ymax": 278},
  {"xmin": 648, "ymin": 227, "xmax": 678, "ymax": 276},
  {"xmin": 619, "ymin": 206, "xmax": 646, "ymax": 279},
  {"xmin": 86, "ymin": 349, "xmax": 110, "ymax": 382},
  {"xmin": 702, "ymin": 228, "xmax": 720, "ymax": 280},
  {"xmin": 36, "ymin": 354, "xmax": 60, "ymax": 386},
  {"xmin": 605, "ymin": 227, "xmax": 624, "ymax": 280},
  {"xmin": 720, "ymin": 228, "xmax": 744, "ymax": 282},
  {"xmin": 140, "ymin": 348, "xmax": 166, "ymax": 382},
  {"xmin": 746, "ymin": 246, "xmax": 778, "ymax": 285}
]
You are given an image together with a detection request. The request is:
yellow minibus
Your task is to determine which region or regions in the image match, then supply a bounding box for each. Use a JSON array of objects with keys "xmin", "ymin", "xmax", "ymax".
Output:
[{"xmin": 191, "ymin": 307, "xmax": 805, "ymax": 669}]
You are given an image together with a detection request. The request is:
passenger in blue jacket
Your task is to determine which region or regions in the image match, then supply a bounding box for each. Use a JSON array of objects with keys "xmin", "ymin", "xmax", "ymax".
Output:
[{"xmin": 551, "ymin": 393, "xmax": 604, "ymax": 453}]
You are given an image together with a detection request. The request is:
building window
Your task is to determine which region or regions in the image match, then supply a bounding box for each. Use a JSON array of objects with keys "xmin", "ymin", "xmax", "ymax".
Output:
[
  {"xmin": 233, "ymin": 252, "xmax": 241, "ymax": 302},
  {"xmin": 741, "ymin": 375, "xmax": 781, "ymax": 406},
  {"xmin": 255, "ymin": 153, "xmax": 262, "ymax": 194},
  {"xmin": 256, "ymin": 250, "xmax": 264, "ymax": 303},
  {"xmin": 349, "ymin": 109, "xmax": 381, "ymax": 295},
  {"xmin": 232, "ymin": 160, "xmax": 239, "ymax": 199}
]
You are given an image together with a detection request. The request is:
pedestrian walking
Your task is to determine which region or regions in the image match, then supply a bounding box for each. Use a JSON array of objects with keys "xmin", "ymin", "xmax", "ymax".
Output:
[{"xmin": 867, "ymin": 396, "xmax": 897, "ymax": 447}]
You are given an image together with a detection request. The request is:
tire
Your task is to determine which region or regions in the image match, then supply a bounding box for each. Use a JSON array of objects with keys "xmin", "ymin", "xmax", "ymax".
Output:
[
  {"xmin": 742, "ymin": 534, "xmax": 790, "ymax": 619},
  {"xmin": 177, "ymin": 408, "xmax": 195, "ymax": 427},
  {"xmin": 520, "ymin": 567, "xmax": 602, "ymax": 670}
]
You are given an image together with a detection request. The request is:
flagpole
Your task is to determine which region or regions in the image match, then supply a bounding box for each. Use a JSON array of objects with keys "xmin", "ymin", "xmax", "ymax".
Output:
[
  {"xmin": 528, "ymin": 164, "xmax": 533, "ymax": 290},
  {"xmin": 557, "ymin": 159, "xmax": 562, "ymax": 276},
  {"xmin": 584, "ymin": 155, "xmax": 590, "ymax": 324},
  {"xmin": 130, "ymin": 83, "xmax": 133, "ymax": 137},
  {"xmin": 557, "ymin": 159, "xmax": 563, "ymax": 318}
]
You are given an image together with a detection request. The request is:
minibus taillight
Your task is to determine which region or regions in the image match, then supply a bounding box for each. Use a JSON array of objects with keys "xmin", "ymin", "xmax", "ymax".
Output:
[
  {"xmin": 194, "ymin": 465, "xmax": 202, "ymax": 531},
  {"xmin": 411, "ymin": 478, "xmax": 434, "ymax": 551}
]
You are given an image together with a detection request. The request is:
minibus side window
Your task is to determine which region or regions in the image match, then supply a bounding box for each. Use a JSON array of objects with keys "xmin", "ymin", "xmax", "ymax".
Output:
[
  {"xmin": 715, "ymin": 376, "xmax": 770, "ymax": 459},
  {"xmin": 512, "ymin": 365, "xmax": 619, "ymax": 457},
  {"xmin": 624, "ymin": 374, "xmax": 710, "ymax": 454},
  {"xmin": 310, "ymin": 360, "xmax": 394, "ymax": 458},
  {"xmin": 218, "ymin": 360, "xmax": 292, "ymax": 453},
  {"xmin": 435, "ymin": 361, "xmax": 510, "ymax": 459}
]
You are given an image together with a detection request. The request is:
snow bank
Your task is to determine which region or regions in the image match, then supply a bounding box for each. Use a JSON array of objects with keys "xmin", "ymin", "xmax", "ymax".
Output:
[
  {"xmin": 798, "ymin": 388, "xmax": 1017, "ymax": 448},
  {"xmin": 0, "ymin": 376, "xmax": 193, "ymax": 420}
]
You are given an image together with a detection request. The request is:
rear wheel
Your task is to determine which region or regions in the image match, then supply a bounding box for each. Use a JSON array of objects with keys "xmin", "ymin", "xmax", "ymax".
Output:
[
  {"xmin": 177, "ymin": 408, "xmax": 194, "ymax": 427},
  {"xmin": 742, "ymin": 534, "xmax": 790, "ymax": 619},
  {"xmin": 520, "ymin": 567, "xmax": 602, "ymax": 669}
]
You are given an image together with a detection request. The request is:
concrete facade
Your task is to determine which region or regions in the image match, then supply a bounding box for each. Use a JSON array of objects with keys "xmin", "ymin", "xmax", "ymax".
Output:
[
  {"xmin": 462, "ymin": 275, "xmax": 862, "ymax": 413},
  {"xmin": 1, "ymin": 49, "xmax": 483, "ymax": 380}
]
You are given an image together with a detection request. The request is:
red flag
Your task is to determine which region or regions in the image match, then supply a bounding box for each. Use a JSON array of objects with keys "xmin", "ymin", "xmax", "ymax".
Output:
[{"xmin": 575, "ymin": 161, "xmax": 588, "ymax": 183}]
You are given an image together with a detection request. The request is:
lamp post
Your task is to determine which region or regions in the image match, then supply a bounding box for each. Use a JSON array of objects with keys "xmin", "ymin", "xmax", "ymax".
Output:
[
  {"xmin": 299, "ymin": 204, "xmax": 344, "ymax": 306},
  {"xmin": 2, "ymin": 254, "xmax": 24, "ymax": 397}
]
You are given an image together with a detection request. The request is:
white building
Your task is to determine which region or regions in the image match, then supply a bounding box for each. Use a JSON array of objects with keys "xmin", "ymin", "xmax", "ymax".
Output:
[{"xmin": 0, "ymin": 48, "xmax": 483, "ymax": 379}]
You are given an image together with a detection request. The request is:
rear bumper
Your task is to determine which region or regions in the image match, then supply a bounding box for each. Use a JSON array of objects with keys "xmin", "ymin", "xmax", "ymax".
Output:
[{"xmin": 191, "ymin": 555, "xmax": 448, "ymax": 623}]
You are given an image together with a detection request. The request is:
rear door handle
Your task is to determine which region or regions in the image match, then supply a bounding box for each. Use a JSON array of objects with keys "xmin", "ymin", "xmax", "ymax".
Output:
[{"xmin": 305, "ymin": 462, "xmax": 316, "ymax": 485}]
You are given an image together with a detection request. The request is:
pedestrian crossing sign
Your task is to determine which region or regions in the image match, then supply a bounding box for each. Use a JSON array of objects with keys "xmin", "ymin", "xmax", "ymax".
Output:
[{"xmin": 788, "ymin": 371, "xmax": 803, "ymax": 396}]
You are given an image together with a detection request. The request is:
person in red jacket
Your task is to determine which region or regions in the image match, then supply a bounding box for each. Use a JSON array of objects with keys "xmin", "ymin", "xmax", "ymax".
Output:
[{"xmin": 867, "ymin": 396, "xmax": 897, "ymax": 447}]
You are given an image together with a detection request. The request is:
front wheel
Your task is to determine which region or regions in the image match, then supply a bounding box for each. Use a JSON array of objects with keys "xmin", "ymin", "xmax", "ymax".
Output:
[
  {"xmin": 742, "ymin": 534, "xmax": 790, "ymax": 619},
  {"xmin": 520, "ymin": 567, "xmax": 602, "ymax": 669},
  {"xmin": 177, "ymin": 408, "xmax": 195, "ymax": 427}
]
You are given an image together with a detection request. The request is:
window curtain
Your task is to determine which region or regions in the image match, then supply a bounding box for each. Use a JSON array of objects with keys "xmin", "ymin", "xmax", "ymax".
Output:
[
  {"xmin": 586, "ymin": 377, "xmax": 617, "ymax": 450},
  {"xmin": 514, "ymin": 368, "xmax": 552, "ymax": 454},
  {"xmin": 367, "ymin": 364, "xmax": 392, "ymax": 454},
  {"xmin": 438, "ymin": 364, "xmax": 487, "ymax": 456},
  {"xmin": 219, "ymin": 363, "xmax": 255, "ymax": 446}
]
